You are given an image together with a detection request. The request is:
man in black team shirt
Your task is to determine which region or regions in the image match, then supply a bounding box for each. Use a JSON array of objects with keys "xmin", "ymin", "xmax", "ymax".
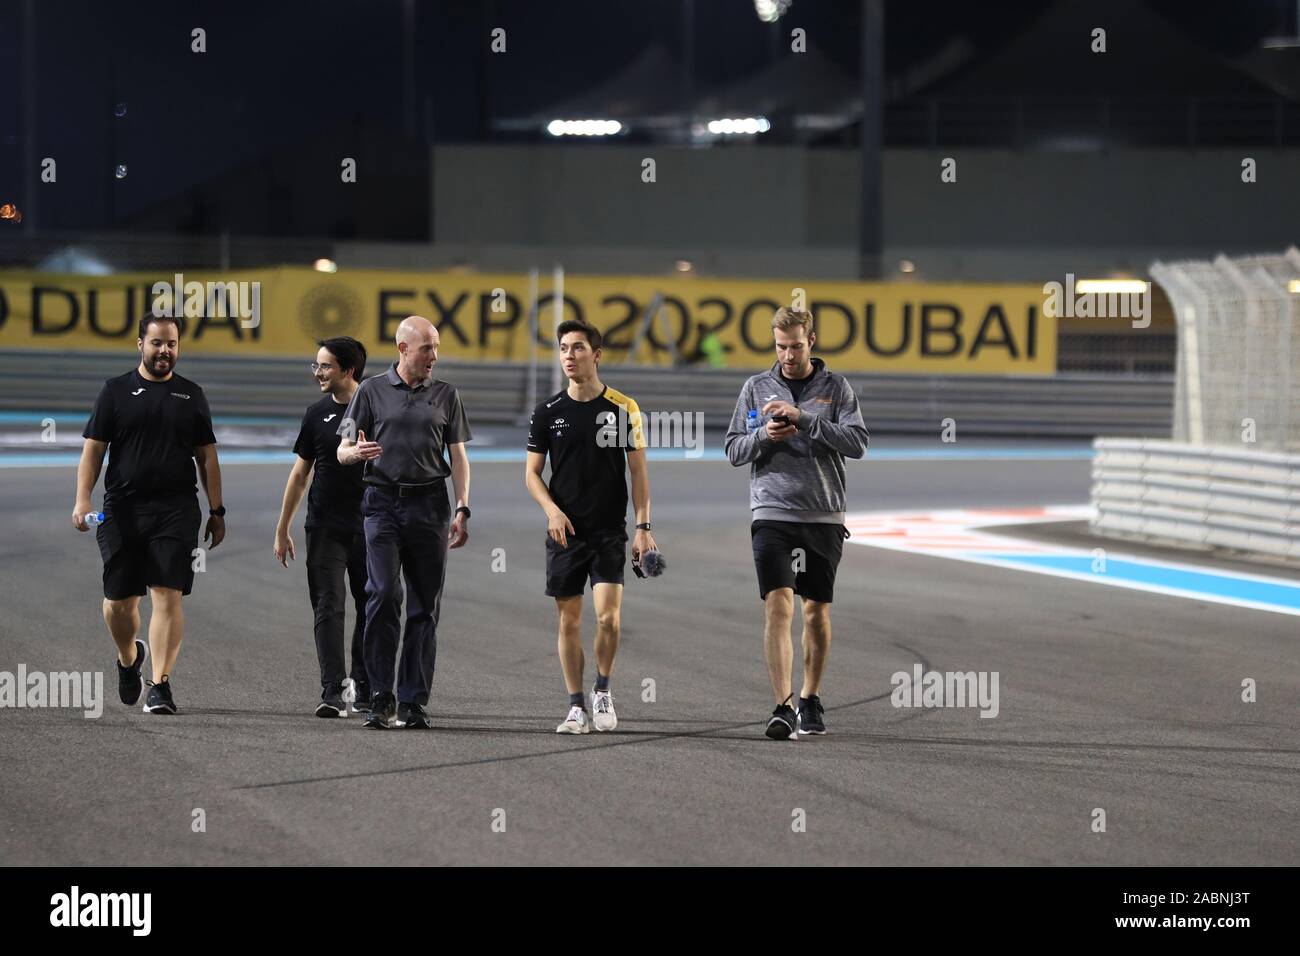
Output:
[
  {"xmin": 526, "ymin": 319, "xmax": 659, "ymax": 734},
  {"xmin": 72, "ymin": 314, "xmax": 225, "ymax": 715},
  {"xmin": 273, "ymin": 337, "xmax": 370, "ymax": 717}
]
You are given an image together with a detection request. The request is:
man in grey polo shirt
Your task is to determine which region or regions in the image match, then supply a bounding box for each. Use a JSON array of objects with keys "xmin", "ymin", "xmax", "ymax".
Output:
[{"xmin": 337, "ymin": 316, "xmax": 472, "ymax": 729}]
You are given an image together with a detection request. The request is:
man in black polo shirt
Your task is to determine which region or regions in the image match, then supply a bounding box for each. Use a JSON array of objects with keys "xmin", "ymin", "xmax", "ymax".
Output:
[
  {"xmin": 526, "ymin": 318, "xmax": 659, "ymax": 735},
  {"xmin": 72, "ymin": 314, "xmax": 225, "ymax": 716},
  {"xmin": 273, "ymin": 336, "xmax": 370, "ymax": 718},
  {"xmin": 337, "ymin": 316, "xmax": 472, "ymax": 730}
]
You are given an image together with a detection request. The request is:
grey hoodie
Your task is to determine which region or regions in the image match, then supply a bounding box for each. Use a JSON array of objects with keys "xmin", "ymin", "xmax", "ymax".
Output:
[{"xmin": 724, "ymin": 358, "xmax": 869, "ymax": 524}]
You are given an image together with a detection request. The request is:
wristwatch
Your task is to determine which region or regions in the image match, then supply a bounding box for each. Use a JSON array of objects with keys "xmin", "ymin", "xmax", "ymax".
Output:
[
  {"xmin": 635, "ymin": 522, "xmax": 651, "ymax": 531},
  {"xmin": 210, "ymin": 506, "xmax": 227, "ymax": 517},
  {"xmin": 456, "ymin": 506, "xmax": 471, "ymax": 519}
]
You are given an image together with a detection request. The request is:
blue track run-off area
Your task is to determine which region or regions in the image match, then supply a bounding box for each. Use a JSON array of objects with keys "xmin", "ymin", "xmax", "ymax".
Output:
[{"xmin": 970, "ymin": 554, "xmax": 1300, "ymax": 615}]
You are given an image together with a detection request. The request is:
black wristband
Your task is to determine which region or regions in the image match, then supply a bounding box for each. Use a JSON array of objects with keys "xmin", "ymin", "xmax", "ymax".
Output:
[
  {"xmin": 635, "ymin": 522, "xmax": 651, "ymax": 531},
  {"xmin": 209, "ymin": 506, "xmax": 226, "ymax": 517},
  {"xmin": 456, "ymin": 506, "xmax": 471, "ymax": 519}
]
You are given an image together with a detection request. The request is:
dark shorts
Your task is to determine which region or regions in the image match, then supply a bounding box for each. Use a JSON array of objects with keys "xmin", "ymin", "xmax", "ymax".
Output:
[
  {"xmin": 751, "ymin": 520, "xmax": 849, "ymax": 603},
  {"xmin": 545, "ymin": 528, "xmax": 627, "ymax": 598},
  {"xmin": 97, "ymin": 498, "xmax": 203, "ymax": 599}
]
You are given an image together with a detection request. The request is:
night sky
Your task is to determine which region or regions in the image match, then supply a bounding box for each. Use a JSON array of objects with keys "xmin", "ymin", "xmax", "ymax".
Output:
[{"xmin": 0, "ymin": 0, "xmax": 1293, "ymax": 234}]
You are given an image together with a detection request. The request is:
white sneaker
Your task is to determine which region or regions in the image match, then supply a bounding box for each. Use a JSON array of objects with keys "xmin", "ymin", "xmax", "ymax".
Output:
[
  {"xmin": 591, "ymin": 689, "xmax": 617, "ymax": 731},
  {"xmin": 556, "ymin": 705, "xmax": 590, "ymax": 734}
]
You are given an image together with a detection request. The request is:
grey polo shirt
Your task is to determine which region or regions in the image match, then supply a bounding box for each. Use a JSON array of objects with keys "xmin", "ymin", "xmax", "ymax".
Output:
[{"xmin": 338, "ymin": 363, "xmax": 473, "ymax": 487}]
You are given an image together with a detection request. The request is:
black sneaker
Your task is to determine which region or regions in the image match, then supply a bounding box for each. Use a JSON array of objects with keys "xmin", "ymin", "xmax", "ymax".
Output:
[
  {"xmin": 143, "ymin": 675, "xmax": 177, "ymax": 715},
  {"xmin": 316, "ymin": 684, "xmax": 344, "ymax": 718},
  {"xmin": 116, "ymin": 639, "xmax": 147, "ymax": 706},
  {"xmin": 396, "ymin": 702, "xmax": 431, "ymax": 729},
  {"xmin": 364, "ymin": 692, "xmax": 397, "ymax": 729},
  {"xmin": 797, "ymin": 695, "xmax": 827, "ymax": 735},
  {"xmin": 765, "ymin": 703, "xmax": 797, "ymax": 740}
]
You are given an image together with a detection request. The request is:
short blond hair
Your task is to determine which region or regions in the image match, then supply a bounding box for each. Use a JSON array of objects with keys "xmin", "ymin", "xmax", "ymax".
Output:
[{"xmin": 772, "ymin": 307, "xmax": 814, "ymax": 336}]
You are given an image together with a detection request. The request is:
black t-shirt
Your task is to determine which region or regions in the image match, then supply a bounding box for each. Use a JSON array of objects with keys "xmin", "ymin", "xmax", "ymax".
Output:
[
  {"xmin": 83, "ymin": 369, "xmax": 217, "ymax": 509},
  {"xmin": 526, "ymin": 384, "xmax": 646, "ymax": 537},
  {"xmin": 782, "ymin": 369, "xmax": 815, "ymax": 404},
  {"xmin": 293, "ymin": 394, "xmax": 364, "ymax": 533}
]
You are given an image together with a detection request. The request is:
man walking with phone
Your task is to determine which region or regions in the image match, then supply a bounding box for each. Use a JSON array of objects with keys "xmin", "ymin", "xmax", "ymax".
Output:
[{"xmin": 724, "ymin": 307, "xmax": 869, "ymax": 739}]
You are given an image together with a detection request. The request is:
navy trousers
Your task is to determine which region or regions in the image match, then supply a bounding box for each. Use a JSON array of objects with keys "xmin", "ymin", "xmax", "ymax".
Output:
[{"xmin": 361, "ymin": 483, "xmax": 450, "ymax": 706}]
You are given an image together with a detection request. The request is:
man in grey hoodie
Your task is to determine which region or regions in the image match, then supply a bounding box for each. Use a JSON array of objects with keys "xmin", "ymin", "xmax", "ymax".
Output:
[{"xmin": 724, "ymin": 307, "xmax": 869, "ymax": 739}]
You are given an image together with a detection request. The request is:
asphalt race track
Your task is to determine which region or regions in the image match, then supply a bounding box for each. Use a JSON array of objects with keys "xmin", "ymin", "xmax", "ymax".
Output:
[{"xmin": 1, "ymin": 445, "xmax": 1297, "ymax": 866}]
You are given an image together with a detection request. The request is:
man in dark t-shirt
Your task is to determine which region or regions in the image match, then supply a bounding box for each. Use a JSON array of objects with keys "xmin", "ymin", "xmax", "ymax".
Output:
[
  {"xmin": 526, "ymin": 319, "xmax": 659, "ymax": 736},
  {"xmin": 273, "ymin": 337, "xmax": 369, "ymax": 717},
  {"xmin": 73, "ymin": 314, "xmax": 225, "ymax": 716}
]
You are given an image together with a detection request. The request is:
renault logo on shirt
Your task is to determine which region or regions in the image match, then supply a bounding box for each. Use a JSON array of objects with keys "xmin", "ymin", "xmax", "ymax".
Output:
[{"xmin": 597, "ymin": 411, "xmax": 618, "ymax": 442}]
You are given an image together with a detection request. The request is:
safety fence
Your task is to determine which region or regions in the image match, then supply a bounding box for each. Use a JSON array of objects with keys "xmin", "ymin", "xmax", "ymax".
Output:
[{"xmin": 1092, "ymin": 438, "xmax": 1300, "ymax": 564}]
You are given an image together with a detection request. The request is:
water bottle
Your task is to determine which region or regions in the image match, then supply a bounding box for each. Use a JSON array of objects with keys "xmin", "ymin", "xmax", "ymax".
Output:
[
  {"xmin": 85, "ymin": 512, "xmax": 106, "ymax": 527},
  {"xmin": 746, "ymin": 409, "xmax": 759, "ymax": 433}
]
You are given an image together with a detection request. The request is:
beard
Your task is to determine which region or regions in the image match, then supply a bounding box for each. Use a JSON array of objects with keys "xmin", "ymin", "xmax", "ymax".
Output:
[{"xmin": 146, "ymin": 354, "xmax": 173, "ymax": 374}]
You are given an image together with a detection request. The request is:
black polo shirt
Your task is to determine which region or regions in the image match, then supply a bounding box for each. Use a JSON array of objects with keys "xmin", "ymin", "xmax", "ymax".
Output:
[
  {"xmin": 293, "ymin": 394, "xmax": 364, "ymax": 533},
  {"xmin": 83, "ymin": 369, "xmax": 217, "ymax": 509},
  {"xmin": 338, "ymin": 363, "xmax": 473, "ymax": 487},
  {"xmin": 526, "ymin": 384, "xmax": 646, "ymax": 537}
]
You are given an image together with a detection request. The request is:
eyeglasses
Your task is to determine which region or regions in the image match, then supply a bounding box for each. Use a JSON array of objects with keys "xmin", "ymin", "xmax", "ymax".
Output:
[{"xmin": 309, "ymin": 362, "xmax": 336, "ymax": 372}]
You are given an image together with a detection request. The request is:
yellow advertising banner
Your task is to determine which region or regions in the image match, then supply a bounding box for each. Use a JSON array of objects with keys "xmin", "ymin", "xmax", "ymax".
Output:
[{"xmin": 0, "ymin": 268, "xmax": 1056, "ymax": 374}]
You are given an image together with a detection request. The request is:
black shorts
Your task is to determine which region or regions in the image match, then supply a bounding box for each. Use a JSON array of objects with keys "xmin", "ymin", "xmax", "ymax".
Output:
[
  {"xmin": 751, "ymin": 520, "xmax": 849, "ymax": 603},
  {"xmin": 545, "ymin": 528, "xmax": 627, "ymax": 597},
  {"xmin": 97, "ymin": 498, "xmax": 203, "ymax": 599}
]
